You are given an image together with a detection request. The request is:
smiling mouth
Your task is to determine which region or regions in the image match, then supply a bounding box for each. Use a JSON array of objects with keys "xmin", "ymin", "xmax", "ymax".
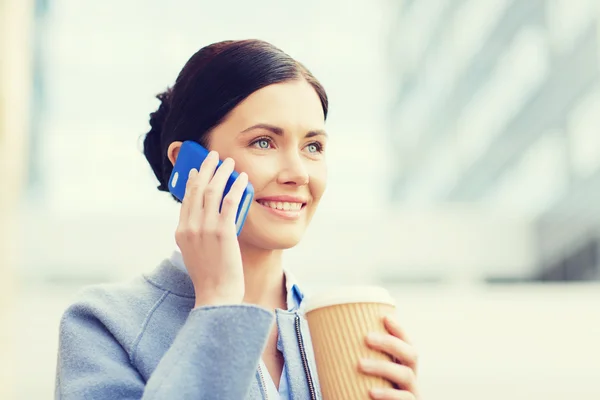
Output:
[{"xmin": 255, "ymin": 200, "xmax": 306, "ymax": 211}]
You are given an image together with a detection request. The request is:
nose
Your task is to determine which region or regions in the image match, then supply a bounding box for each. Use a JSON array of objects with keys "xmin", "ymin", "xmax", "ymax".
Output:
[{"xmin": 276, "ymin": 151, "xmax": 309, "ymax": 186}]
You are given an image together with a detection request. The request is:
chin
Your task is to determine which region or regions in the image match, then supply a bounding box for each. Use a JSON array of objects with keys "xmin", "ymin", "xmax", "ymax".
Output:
[
  {"xmin": 265, "ymin": 234, "xmax": 303, "ymax": 250},
  {"xmin": 240, "ymin": 225, "xmax": 306, "ymax": 250}
]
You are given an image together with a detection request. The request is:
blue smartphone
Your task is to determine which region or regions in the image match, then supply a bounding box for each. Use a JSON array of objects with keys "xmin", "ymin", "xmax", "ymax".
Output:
[{"xmin": 168, "ymin": 140, "xmax": 254, "ymax": 236}]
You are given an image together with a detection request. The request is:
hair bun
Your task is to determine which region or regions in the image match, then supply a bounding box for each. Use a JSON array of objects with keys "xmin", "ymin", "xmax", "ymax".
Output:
[{"xmin": 144, "ymin": 87, "xmax": 173, "ymax": 191}]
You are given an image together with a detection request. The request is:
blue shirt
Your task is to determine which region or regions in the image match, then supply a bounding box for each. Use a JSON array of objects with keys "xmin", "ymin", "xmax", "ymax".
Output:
[{"xmin": 170, "ymin": 250, "xmax": 304, "ymax": 399}]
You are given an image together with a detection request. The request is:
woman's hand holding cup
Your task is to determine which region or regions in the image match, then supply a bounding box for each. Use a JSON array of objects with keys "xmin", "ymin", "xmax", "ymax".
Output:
[{"xmin": 360, "ymin": 315, "xmax": 420, "ymax": 399}]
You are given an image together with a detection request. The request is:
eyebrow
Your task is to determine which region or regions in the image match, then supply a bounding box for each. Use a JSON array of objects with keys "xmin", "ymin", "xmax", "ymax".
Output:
[{"xmin": 240, "ymin": 123, "xmax": 328, "ymax": 138}]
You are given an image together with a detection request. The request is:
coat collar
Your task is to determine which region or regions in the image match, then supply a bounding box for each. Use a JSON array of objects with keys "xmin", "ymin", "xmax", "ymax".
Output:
[{"xmin": 167, "ymin": 249, "xmax": 304, "ymax": 310}]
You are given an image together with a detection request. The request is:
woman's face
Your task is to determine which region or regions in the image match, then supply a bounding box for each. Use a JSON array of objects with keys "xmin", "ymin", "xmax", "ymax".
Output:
[{"xmin": 171, "ymin": 79, "xmax": 328, "ymax": 250}]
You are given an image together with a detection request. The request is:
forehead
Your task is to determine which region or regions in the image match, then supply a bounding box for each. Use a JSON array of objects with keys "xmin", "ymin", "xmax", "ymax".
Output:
[{"xmin": 226, "ymin": 80, "xmax": 325, "ymax": 131}]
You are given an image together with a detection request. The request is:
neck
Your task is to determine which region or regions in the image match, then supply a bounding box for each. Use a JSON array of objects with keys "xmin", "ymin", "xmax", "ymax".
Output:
[{"xmin": 239, "ymin": 241, "xmax": 287, "ymax": 310}]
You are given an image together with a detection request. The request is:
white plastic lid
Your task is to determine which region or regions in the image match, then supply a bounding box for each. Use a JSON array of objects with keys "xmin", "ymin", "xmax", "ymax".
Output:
[{"xmin": 301, "ymin": 285, "xmax": 396, "ymax": 314}]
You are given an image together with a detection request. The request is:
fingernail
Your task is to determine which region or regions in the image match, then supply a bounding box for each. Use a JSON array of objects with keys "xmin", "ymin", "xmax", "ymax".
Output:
[
  {"xmin": 370, "ymin": 388, "xmax": 384, "ymax": 398},
  {"xmin": 359, "ymin": 358, "xmax": 374, "ymax": 370},
  {"xmin": 208, "ymin": 151, "xmax": 218, "ymax": 159},
  {"xmin": 188, "ymin": 168, "xmax": 197, "ymax": 178},
  {"xmin": 366, "ymin": 333, "xmax": 382, "ymax": 344}
]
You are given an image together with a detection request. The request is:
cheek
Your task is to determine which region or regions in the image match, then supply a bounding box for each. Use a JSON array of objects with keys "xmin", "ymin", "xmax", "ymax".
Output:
[
  {"xmin": 235, "ymin": 156, "xmax": 276, "ymax": 192},
  {"xmin": 309, "ymin": 163, "xmax": 327, "ymax": 201}
]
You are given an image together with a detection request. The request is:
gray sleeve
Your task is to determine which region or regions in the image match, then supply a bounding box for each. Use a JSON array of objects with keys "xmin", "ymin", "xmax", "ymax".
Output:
[{"xmin": 56, "ymin": 302, "xmax": 274, "ymax": 400}]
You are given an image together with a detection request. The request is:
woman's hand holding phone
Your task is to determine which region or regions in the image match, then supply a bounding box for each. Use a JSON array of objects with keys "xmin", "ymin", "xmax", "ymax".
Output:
[{"xmin": 175, "ymin": 150, "xmax": 249, "ymax": 308}]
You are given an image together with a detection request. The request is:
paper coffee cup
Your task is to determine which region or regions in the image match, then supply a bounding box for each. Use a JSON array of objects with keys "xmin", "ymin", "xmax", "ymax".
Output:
[{"xmin": 302, "ymin": 286, "xmax": 397, "ymax": 400}]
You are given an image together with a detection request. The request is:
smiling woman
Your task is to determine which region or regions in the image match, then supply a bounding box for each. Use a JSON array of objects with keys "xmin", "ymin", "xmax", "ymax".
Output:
[
  {"xmin": 54, "ymin": 39, "xmax": 419, "ymax": 400},
  {"xmin": 165, "ymin": 77, "xmax": 329, "ymax": 250}
]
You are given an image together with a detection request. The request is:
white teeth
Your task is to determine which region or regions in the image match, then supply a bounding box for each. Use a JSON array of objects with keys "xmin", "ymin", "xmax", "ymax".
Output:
[{"xmin": 258, "ymin": 201, "xmax": 303, "ymax": 211}]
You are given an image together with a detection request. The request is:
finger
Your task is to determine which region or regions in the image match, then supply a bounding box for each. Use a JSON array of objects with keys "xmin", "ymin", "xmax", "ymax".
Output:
[
  {"xmin": 203, "ymin": 157, "xmax": 235, "ymax": 222},
  {"xmin": 178, "ymin": 168, "xmax": 198, "ymax": 226},
  {"xmin": 188, "ymin": 151, "xmax": 220, "ymax": 225},
  {"xmin": 366, "ymin": 333, "xmax": 418, "ymax": 371},
  {"xmin": 221, "ymin": 172, "xmax": 249, "ymax": 226},
  {"xmin": 370, "ymin": 388, "xmax": 416, "ymax": 400},
  {"xmin": 384, "ymin": 315, "xmax": 412, "ymax": 345},
  {"xmin": 359, "ymin": 359, "xmax": 417, "ymax": 393}
]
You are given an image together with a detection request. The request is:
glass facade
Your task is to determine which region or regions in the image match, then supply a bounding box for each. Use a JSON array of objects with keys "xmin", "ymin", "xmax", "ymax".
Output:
[{"xmin": 389, "ymin": 0, "xmax": 600, "ymax": 281}]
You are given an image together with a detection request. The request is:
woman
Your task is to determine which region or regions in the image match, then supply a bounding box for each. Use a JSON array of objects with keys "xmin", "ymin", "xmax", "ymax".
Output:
[{"xmin": 55, "ymin": 39, "xmax": 419, "ymax": 400}]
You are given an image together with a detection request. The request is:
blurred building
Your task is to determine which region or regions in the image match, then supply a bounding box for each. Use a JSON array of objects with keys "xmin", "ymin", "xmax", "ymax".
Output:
[
  {"xmin": 17, "ymin": 0, "xmax": 600, "ymax": 286},
  {"xmin": 388, "ymin": 0, "xmax": 600, "ymax": 282}
]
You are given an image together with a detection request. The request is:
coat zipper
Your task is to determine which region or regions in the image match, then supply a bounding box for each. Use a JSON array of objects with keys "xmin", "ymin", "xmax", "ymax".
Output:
[
  {"xmin": 295, "ymin": 314, "xmax": 317, "ymax": 400},
  {"xmin": 258, "ymin": 363, "xmax": 269, "ymax": 400}
]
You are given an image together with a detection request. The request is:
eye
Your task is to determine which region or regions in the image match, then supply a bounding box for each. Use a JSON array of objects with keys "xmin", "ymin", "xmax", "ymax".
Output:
[
  {"xmin": 305, "ymin": 142, "xmax": 323, "ymax": 153},
  {"xmin": 250, "ymin": 137, "xmax": 273, "ymax": 149},
  {"xmin": 257, "ymin": 139, "xmax": 270, "ymax": 149}
]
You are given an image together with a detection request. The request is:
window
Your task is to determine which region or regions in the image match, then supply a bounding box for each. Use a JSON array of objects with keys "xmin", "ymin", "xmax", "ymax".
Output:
[{"xmin": 567, "ymin": 88, "xmax": 600, "ymax": 179}]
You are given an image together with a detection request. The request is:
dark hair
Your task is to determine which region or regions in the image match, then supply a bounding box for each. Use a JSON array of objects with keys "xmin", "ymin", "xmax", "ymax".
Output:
[{"xmin": 142, "ymin": 39, "xmax": 329, "ymax": 197}]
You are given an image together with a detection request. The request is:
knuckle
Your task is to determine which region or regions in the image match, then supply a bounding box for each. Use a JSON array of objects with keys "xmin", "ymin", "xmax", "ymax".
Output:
[
  {"xmin": 201, "ymin": 224, "xmax": 217, "ymax": 237},
  {"xmin": 402, "ymin": 366, "xmax": 417, "ymax": 389},
  {"xmin": 175, "ymin": 228, "xmax": 188, "ymax": 243},
  {"xmin": 181, "ymin": 226, "xmax": 200, "ymax": 239},
  {"xmin": 186, "ymin": 183, "xmax": 200, "ymax": 197},
  {"xmin": 204, "ymin": 185, "xmax": 217, "ymax": 198},
  {"xmin": 180, "ymin": 229, "xmax": 193, "ymax": 241},
  {"xmin": 408, "ymin": 366, "xmax": 416, "ymax": 381},
  {"xmin": 222, "ymin": 196, "xmax": 236, "ymax": 207},
  {"xmin": 174, "ymin": 229, "xmax": 184, "ymax": 243},
  {"xmin": 214, "ymin": 227, "xmax": 225, "ymax": 240},
  {"xmin": 402, "ymin": 346, "xmax": 418, "ymax": 368},
  {"xmin": 214, "ymin": 225, "xmax": 229, "ymax": 239}
]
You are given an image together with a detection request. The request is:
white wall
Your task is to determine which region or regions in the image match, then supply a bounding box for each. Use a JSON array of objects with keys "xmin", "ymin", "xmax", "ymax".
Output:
[{"xmin": 0, "ymin": 0, "xmax": 34, "ymax": 399}]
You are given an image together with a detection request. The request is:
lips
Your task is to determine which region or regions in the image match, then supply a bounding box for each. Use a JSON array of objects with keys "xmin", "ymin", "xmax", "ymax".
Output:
[{"xmin": 254, "ymin": 196, "xmax": 308, "ymax": 220}]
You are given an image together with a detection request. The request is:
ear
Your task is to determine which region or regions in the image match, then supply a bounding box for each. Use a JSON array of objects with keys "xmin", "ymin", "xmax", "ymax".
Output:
[{"xmin": 167, "ymin": 141, "xmax": 183, "ymax": 166}]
